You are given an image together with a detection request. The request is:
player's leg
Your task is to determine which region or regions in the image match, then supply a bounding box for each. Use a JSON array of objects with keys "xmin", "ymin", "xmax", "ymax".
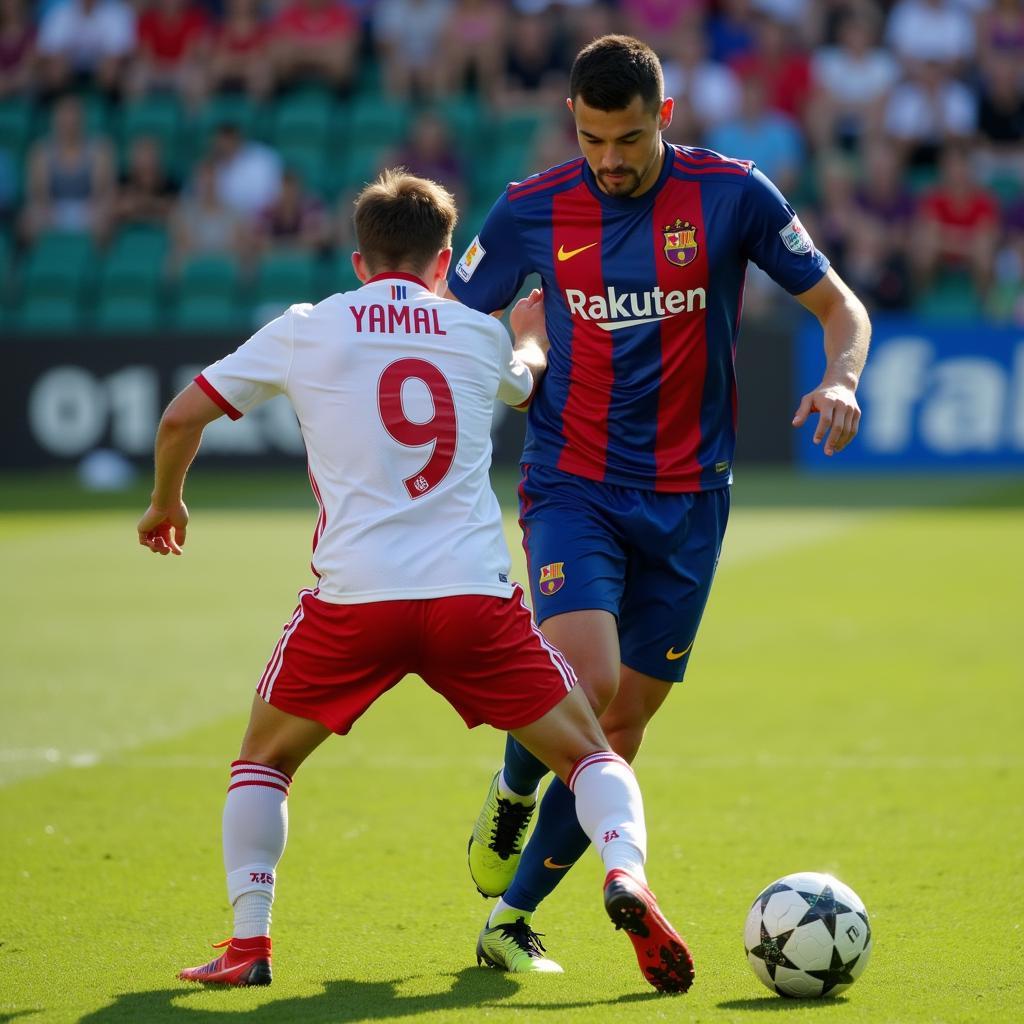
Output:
[
  {"xmin": 180, "ymin": 592, "xmax": 411, "ymax": 987},
  {"xmin": 467, "ymin": 464, "xmax": 625, "ymax": 898},
  {"xmin": 179, "ymin": 697, "xmax": 330, "ymax": 987}
]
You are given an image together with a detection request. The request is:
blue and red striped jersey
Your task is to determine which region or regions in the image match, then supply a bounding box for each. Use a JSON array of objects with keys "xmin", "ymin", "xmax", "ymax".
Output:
[{"xmin": 448, "ymin": 143, "xmax": 829, "ymax": 492}]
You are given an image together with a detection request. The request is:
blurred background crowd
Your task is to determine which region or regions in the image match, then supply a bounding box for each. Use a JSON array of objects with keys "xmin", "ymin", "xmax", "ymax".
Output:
[{"xmin": 1, "ymin": 0, "xmax": 1022, "ymax": 333}]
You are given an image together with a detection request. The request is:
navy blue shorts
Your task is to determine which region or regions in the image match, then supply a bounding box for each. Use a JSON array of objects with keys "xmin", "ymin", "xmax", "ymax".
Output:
[{"xmin": 518, "ymin": 463, "xmax": 730, "ymax": 683}]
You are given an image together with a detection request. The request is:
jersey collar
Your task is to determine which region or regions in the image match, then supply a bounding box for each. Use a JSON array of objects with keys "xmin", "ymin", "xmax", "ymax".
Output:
[
  {"xmin": 366, "ymin": 271, "xmax": 431, "ymax": 290},
  {"xmin": 581, "ymin": 140, "xmax": 674, "ymax": 209}
]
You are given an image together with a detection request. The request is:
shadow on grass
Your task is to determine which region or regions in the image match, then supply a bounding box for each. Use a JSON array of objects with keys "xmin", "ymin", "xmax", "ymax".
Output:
[
  {"xmin": 78, "ymin": 969, "xmax": 660, "ymax": 1023},
  {"xmin": 718, "ymin": 995, "xmax": 849, "ymax": 1012}
]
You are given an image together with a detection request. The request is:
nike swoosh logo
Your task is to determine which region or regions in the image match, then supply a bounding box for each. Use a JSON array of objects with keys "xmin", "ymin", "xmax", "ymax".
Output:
[
  {"xmin": 543, "ymin": 857, "xmax": 573, "ymax": 870},
  {"xmin": 666, "ymin": 641, "xmax": 694, "ymax": 660},
  {"xmin": 557, "ymin": 242, "xmax": 598, "ymax": 262}
]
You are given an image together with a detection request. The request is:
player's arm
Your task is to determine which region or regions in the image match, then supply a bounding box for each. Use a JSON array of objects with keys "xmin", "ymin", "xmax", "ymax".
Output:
[
  {"xmin": 507, "ymin": 287, "xmax": 549, "ymax": 408},
  {"xmin": 792, "ymin": 267, "xmax": 871, "ymax": 457},
  {"xmin": 137, "ymin": 383, "xmax": 225, "ymax": 555}
]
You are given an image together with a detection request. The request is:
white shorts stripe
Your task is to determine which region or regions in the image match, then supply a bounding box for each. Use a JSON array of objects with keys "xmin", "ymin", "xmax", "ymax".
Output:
[
  {"xmin": 258, "ymin": 589, "xmax": 315, "ymax": 701},
  {"xmin": 514, "ymin": 585, "xmax": 576, "ymax": 693}
]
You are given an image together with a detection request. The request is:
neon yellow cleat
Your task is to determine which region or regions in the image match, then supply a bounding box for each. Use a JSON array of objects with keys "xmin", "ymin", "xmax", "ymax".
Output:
[
  {"xmin": 476, "ymin": 910, "xmax": 563, "ymax": 974},
  {"xmin": 467, "ymin": 771, "xmax": 535, "ymax": 898}
]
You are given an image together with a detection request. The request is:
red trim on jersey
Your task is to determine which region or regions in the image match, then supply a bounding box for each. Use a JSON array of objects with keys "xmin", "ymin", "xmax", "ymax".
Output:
[
  {"xmin": 365, "ymin": 271, "xmax": 429, "ymax": 288},
  {"xmin": 194, "ymin": 373, "xmax": 242, "ymax": 420},
  {"xmin": 517, "ymin": 464, "xmax": 535, "ymax": 583},
  {"xmin": 509, "ymin": 164, "xmax": 584, "ymax": 202},
  {"xmin": 673, "ymin": 148, "xmax": 752, "ymax": 172},
  {"xmin": 307, "ymin": 467, "xmax": 326, "ymax": 578},
  {"xmin": 672, "ymin": 157, "xmax": 749, "ymax": 178},
  {"xmin": 651, "ymin": 180, "xmax": 709, "ymax": 487},
  {"xmin": 508, "ymin": 159, "xmax": 584, "ymax": 199},
  {"xmin": 552, "ymin": 185, "xmax": 612, "ymax": 478}
]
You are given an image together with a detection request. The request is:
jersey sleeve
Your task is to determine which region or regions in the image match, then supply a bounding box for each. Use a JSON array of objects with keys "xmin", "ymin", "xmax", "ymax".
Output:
[
  {"xmin": 495, "ymin": 324, "xmax": 535, "ymax": 409},
  {"xmin": 447, "ymin": 191, "xmax": 531, "ymax": 314},
  {"xmin": 195, "ymin": 307, "xmax": 296, "ymax": 418},
  {"xmin": 740, "ymin": 167, "xmax": 829, "ymax": 295}
]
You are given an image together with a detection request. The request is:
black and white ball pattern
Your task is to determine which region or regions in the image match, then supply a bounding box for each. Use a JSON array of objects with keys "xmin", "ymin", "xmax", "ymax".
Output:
[{"xmin": 744, "ymin": 872, "xmax": 872, "ymax": 998}]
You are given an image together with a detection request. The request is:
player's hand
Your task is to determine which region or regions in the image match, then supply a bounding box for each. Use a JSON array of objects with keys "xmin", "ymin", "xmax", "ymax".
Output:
[
  {"xmin": 792, "ymin": 383, "xmax": 861, "ymax": 456},
  {"xmin": 510, "ymin": 288, "xmax": 549, "ymax": 354},
  {"xmin": 137, "ymin": 501, "xmax": 189, "ymax": 556}
]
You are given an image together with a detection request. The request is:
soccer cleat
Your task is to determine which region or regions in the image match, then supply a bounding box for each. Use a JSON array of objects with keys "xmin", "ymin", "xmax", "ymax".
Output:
[
  {"xmin": 603, "ymin": 869, "xmax": 695, "ymax": 994},
  {"xmin": 467, "ymin": 771, "xmax": 536, "ymax": 898},
  {"xmin": 476, "ymin": 910, "xmax": 563, "ymax": 974},
  {"xmin": 178, "ymin": 936, "xmax": 272, "ymax": 987}
]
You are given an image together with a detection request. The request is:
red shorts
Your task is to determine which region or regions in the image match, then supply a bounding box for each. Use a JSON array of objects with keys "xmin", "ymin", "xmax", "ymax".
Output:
[{"xmin": 256, "ymin": 585, "xmax": 576, "ymax": 734}]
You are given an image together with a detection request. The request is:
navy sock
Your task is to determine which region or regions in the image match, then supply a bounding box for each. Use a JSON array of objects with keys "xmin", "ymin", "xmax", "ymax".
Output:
[
  {"xmin": 502, "ymin": 735, "xmax": 549, "ymax": 796},
  {"xmin": 503, "ymin": 778, "xmax": 591, "ymax": 913}
]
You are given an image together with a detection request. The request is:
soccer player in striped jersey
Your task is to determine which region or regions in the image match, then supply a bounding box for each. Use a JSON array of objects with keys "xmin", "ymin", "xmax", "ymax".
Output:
[
  {"xmin": 137, "ymin": 170, "xmax": 694, "ymax": 993},
  {"xmin": 451, "ymin": 35, "xmax": 871, "ymax": 975}
]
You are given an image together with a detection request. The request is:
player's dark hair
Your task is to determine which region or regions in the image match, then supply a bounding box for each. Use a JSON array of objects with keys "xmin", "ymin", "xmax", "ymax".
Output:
[
  {"xmin": 570, "ymin": 35, "xmax": 664, "ymax": 113},
  {"xmin": 353, "ymin": 168, "xmax": 457, "ymax": 274}
]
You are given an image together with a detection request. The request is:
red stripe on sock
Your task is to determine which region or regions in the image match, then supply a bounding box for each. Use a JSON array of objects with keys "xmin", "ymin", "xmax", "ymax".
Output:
[
  {"xmin": 230, "ymin": 760, "xmax": 292, "ymax": 783},
  {"xmin": 227, "ymin": 780, "xmax": 290, "ymax": 795},
  {"xmin": 567, "ymin": 752, "xmax": 629, "ymax": 792}
]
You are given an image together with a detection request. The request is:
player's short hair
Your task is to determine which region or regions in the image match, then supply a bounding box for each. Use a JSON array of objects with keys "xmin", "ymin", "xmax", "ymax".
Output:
[
  {"xmin": 570, "ymin": 35, "xmax": 664, "ymax": 114},
  {"xmin": 353, "ymin": 168, "xmax": 457, "ymax": 274}
]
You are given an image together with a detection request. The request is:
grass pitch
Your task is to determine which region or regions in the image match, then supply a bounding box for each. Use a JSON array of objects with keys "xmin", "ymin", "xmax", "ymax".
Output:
[{"xmin": 1, "ymin": 470, "xmax": 1022, "ymax": 1023}]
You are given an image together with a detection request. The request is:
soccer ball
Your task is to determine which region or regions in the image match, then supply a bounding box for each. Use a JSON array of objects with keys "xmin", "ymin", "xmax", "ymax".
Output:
[{"xmin": 743, "ymin": 872, "xmax": 872, "ymax": 998}]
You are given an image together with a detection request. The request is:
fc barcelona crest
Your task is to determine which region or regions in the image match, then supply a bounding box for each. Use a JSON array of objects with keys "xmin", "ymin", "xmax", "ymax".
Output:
[
  {"xmin": 539, "ymin": 562, "xmax": 565, "ymax": 596},
  {"xmin": 663, "ymin": 219, "xmax": 698, "ymax": 267}
]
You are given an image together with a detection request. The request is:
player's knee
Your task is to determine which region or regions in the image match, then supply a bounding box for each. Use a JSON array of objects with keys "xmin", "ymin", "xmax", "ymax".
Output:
[
  {"xmin": 578, "ymin": 670, "xmax": 620, "ymax": 716},
  {"xmin": 601, "ymin": 721, "xmax": 645, "ymax": 764}
]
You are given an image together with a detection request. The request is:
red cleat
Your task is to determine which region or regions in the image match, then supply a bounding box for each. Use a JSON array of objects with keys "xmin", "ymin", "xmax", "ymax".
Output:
[
  {"xmin": 178, "ymin": 936, "xmax": 272, "ymax": 986},
  {"xmin": 603, "ymin": 869, "xmax": 695, "ymax": 994}
]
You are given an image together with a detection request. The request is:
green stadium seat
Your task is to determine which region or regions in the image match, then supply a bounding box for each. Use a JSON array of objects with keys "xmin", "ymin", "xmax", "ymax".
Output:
[
  {"xmin": 119, "ymin": 95, "xmax": 182, "ymax": 172},
  {"xmin": 433, "ymin": 96, "xmax": 483, "ymax": 155},
  {"xmin": 188, "ymin": 93, "xmax": 266, "ymax": 161},
  {"xmin": 350, "ymin": 96, "xmax": 411, "ymax": 145},
  {"xmin": 255, "ymin": 251, "xmax": 318, "ymax": 307},
  {"xmin": 16, "ymin": 296, "xmax": 82, "ymax": 332},
  {"xmin": 319, "ymin": 251, "xmax": 359, "ymax": 298},
  {"xmin": 271, "ymin": 90, "xmax": 334, "ymax": 148},
  {"xmin": 40, "ymin": 91, "xmax": 110, "ymax": 140},
  {"xmin": 93, "ymin": 295, "xmax": 161, "ymax": 332},
  {"xmin": 339, "ymin": 142, "xmax": 390, "ymax": 192},
  {"xmin": 916, "ymin": 272, "xmax": 983, "ymax": 323},
  {"xmin": 0, "ymin": 98, "xmax": 35, "ymax": 158},
  {"xmin": 172, "ymin": 295, "xmax": 246, "ymax": 332},
  {"xmin": 276, "ymin": 141, "xmax": 330, "ymax": 197},
  {"xmin": 493, "ymin": 109, "xmax": 548, "ymax": 151},
  {"xmin": 177, "ymin": 253, "xmax": 241, "ymax": 302},
  {"xmin": 21, "ymin": 231, "xmax": 94, "ymax": 303}
]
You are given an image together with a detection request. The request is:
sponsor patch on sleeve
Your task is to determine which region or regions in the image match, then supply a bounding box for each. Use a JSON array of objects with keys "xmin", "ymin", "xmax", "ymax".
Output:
[
  {"xmin": 779, "ymin": 215, "xmax": 814, "ymax": 255},
  {"xmin": 455, "ymin": 235, "xmax": 486, "ymax": 282}
]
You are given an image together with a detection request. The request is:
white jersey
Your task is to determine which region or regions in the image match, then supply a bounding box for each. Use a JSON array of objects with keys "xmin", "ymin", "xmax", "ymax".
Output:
[{"xmin": 197, "ymin": 273, "xmax": 534, "ymax": 603}]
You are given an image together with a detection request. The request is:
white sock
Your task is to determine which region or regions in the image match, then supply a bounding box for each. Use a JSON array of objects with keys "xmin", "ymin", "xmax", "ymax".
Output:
[
  {"xmin": 497, "ymin": 769, "xmax": 537, "ymax": 805},
  {"xmin": 568, "ymin": 751, "xmax": 648, "ymax": 886},
  {"xmin": 222, "ymin": 760, "xmax": 291, "ymax": 939},
  {"xmin": 489, "ymin": 896, "xmax": 530, "ymax": 926}
]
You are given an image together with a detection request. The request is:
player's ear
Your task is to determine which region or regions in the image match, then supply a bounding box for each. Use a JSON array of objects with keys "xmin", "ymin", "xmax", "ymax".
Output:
[
  {"xmin": 566, "ymin": 97, "xmax": 574, "ymax": 114},
  {"xmin": 658, "ymin": 98, "xmax": 674, "ymax": 132},
  {"xmin": 431, "ymin": 248, "xmax": 453, "ymax": 293},
  {"xmin": 352, "ymin": 251, "xmax": 371, "ymax": 284}
]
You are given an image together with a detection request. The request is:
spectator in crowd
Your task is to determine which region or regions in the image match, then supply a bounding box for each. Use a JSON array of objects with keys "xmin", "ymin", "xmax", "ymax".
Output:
[
  {"xmin": 729, "ymin": 13, "xmax": 812, "ymax": 120},
  {"xmin": 37, "ymin": 0, "xmax": 136, "ymax": 96},
  {"xmin": 499, "ymin": 11, "xmax": 566, "ymax": 109},
  {"xmin": 885, "ymin": 0, "xmax": 975, "ymax": 71},
  {"xmin": 255, "ymin": 167, "xmax": 331, "ymax": 255},
  {"xmin": 884, "ymin": 59, "xmax": 977, "ymax": 166},
  {"xmin": 807, "ymin": 7, "xmax": 899, "ymax": 150},
  {"xmin": 708, "ymin": 0, "xmax": 757, "ymax": 65},
  {"xmin": 853, "ymin": 141, "xmax": 917, "ymax": 250},
  {"xmin": 661, "ymin": 23, "xmax": 741, "ymax": 135},
  {"xmin": 841, "ymin": 215, "xmax": 914, "ymax": 312},
  {"xmin": 372, "ymin": 0, "xmax": 452, "ymax": 101},
  {"xmin": 912, "ymin": 144, "xmax": 1000, "ymax": 296},
  {"xmin": 0, "ymin": 146, "xmax": 17, "ymax": 225},
  {"xmin": 0, "ymin": 0, "xmax": 36, "ymax": 99},
  {"xmin": 171, "ymin": 157, "xmax": 246, "ymax": 266},
  {"xmin": 977, "ymin": 53, "xmax": 1024, "ymax": 175},
  {"xmin": 806, "ymin": 152, "xmax": 858, "ymax": 269},
  {"xmin": 977, "ymin": 0, "xmax": 1024, "ymax": 73},
  {"xmin": 113, "ymin": 135, "xmax": 177, "ymax": 233},
  {"xmin": 210, "ymin": 121, "xmax": 282, "ymax": 219},
  {"xmin": 621, "ymin": 0, "xmax": 705, "ymax": 48},
  {"xmin": 129, "ymin": 0, "xmax": 210, "ymax": 106},
  {"xmin": 206, "ymin": 0, "xmax": 274, "ymax": 100},
  {"xmin": 274, "ymin": 0, "xmax": 360, "ymax": 94},
  {"xmin": 391, "ymin": 110, "xmax": 468, "ymax": 209},
  {"xmin": 992, "ymin": 196, "xmax": 1024, "ymax": 322},
  {"xmin": 705, "ymin": 75, "xmax": 803, "ymax": 195},
  {"xmin": 21, "ymin": 93, "xmax": 115, "ymax": 243},
  {"xmin": 437, "ymin": 0, "xmax": 508, "ymax": 100}
]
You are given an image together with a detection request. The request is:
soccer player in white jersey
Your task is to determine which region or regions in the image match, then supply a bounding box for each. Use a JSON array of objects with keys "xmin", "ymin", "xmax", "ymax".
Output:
[{"xmin": 137, "ymin": 170, "xmax": 695, "ymax": 994}]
